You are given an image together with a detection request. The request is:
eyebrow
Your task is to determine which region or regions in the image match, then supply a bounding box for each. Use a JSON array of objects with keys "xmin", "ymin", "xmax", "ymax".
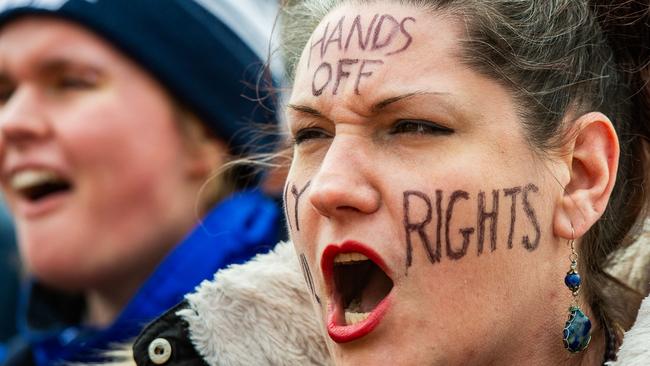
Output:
[
  {"xmin": 372, "ymin": 91, "xmax": 428, "ymax": 111},
  {"xmin": 37, "ymin": 59, "xmax": 84, "ymax": 75},
  {"xmin": 0, "ymin": 57, "xmax": 101, "ymax": 83},
  {"xmin": 287, "ymin": 91, "xmax": 451, "ymax": 117},
  {"xmin": 287, "ymin": 103, "xmax": 323, "ymax": 117}
]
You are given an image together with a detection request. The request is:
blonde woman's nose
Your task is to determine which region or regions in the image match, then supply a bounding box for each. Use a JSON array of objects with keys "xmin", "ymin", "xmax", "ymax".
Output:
[{"xmin": 0, "ymin": 87, "xmax": 50, "ymax": 145}]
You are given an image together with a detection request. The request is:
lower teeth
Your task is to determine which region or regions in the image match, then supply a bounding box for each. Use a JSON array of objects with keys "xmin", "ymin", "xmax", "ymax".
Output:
[
  {"xmin": 345, "ymin": 311, "xmax": 370, "ymax": 325},
  {"xmin": 344, "ymin": 296, "xmax": 368, "ymax": 325},
  {"xmin": 347, "ymin": 297, "xmax": 362, "ymax": 312}
]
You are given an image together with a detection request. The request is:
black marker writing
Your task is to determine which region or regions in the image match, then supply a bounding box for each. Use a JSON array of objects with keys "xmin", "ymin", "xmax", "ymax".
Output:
[
  {"xmin": 308, "ymin": 22, "xmax": 329, "ymax": 68},
  {"xmin": 435, "ymin": 189, "xmax": 443, "ymax": 264},
  {"xmin": 308, "ymin": 13, "xmax": 416, "ymax": 96},
  {"xmin": 312, "ymin": 62, "xmax": 332, "ymax": 96},
  {"xmin": 371, "ymin": 14, "xmax": 399, "ymax": 50},
  {"xmin": 401, "ymin": 183, "xmax": 542, "ymax": 269},
  {"xmin": 291, "ymin": 181, "xmax": 311, "ymax": 232},
  {"xmin": 385, "ymin": 17, "xmax": 416, "ymax": 56},
  {"xmin": 503, "ymin": 186, "xmax": 521, "ymax": 249},
  {"xmin": 324, "ymin": 16, "xmax": 345, "ymax": 55},
  {"xmin": 522, "ymin": 183, "xmax": 541, "ymax": 251},
  {"xmin": 310, "ymin": 13, "xmax": 415, "ymax": 63},
  {"xmin": 312, "ymin": 58, "xmax": 383, "ymax": 96},
  {"xmin": 445, "ymin": 190, "xmax": 474, "ymax": 260},
  {"xmin": 333, "ymin": 58, "xmax": 359, "ymax": 95},
  {"xmin": 477, "ymin": 189, "xmax": 499, "ymax": 255},
  {"xmin": 403, "ymin": 191, "xmax": 437, "ymax": 272},
  {"xmin": 355, "ymin": 59, "xmax": 383, "ymax": 95},
  {"xmin": 344, "ymin": 14, "xmax": 378, "ymax": 51},
  {"xmin": 299, "ymin": 253, "xmax": 321, "ymax": 304}
]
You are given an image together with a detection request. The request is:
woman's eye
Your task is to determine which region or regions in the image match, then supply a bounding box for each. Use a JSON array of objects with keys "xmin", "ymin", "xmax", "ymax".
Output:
[
  {"xmin": 0, "ymin": 86, "xmax": 15, "ymax": 104},
  {"xmin": 390, "ymin": 119, "xmax": 454, "ymax": 135},
  {"xmin": 293, "ymin": 127, "xmax": 332, "ymax": 145},
  {"xmin": 52, "ymin": 68, "xmax": 102, "ymax": 92},
  {"xmin": 56, "ymin": 75, "xmax": 97, "ymax": 90}
]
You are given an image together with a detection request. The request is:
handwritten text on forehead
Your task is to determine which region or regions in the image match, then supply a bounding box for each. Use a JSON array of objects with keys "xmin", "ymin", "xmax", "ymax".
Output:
[{"xmin": 307, "ymin": 13, "xmax": 416, "ymax": 96}]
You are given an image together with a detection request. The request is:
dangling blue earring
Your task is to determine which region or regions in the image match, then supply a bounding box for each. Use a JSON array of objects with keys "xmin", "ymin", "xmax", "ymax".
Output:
[{"xmin": 562, "ymin": 229, "xmax": 592, "ymax": 353}]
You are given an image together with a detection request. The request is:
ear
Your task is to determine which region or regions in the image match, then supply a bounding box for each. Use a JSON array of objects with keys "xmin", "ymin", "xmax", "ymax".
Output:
[
  {"xmin": 180, "ymin": 115, "xmax": 229, "ymax": 180},
  {"xmin": 553, "ymin": 112, "xmax": 619, "ymax": 239}
]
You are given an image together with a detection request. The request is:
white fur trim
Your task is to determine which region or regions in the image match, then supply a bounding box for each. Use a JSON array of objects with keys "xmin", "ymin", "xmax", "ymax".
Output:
[
  {"xmin": 605, "ymin": 220, "xmax": 650, "ymax": 294},
  {"xmin": 607, "ymin": 294, "xmax": 650, "ymax": 365},
  {"xmin": 178, "ymin": 241, "xmax": 331, "ymax": 366}
]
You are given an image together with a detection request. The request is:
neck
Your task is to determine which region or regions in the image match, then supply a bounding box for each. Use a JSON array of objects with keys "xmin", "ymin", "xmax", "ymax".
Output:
[
  {"xmin": 495, "ymin": 307, "xmax": 607, "ymax": 366},
  {"xmin": 83, "ymin": 275, "xmax": 144, "ymax": 328},
  {"xmin": 576, "ymin": 324, "xmax": 607, "ymax": 366}
]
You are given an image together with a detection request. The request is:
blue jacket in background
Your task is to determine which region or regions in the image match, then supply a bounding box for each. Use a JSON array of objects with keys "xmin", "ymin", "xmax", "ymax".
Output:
[{"xmin": 0, "ymin": 190, "xmax": 280, "ymax": 366}]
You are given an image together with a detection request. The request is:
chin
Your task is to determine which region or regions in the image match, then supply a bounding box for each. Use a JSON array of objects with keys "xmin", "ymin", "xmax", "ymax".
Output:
[
  {"xmin": 21, "ymin": 243, "xmax": 93, "ymax": 291},
  {"xmin": 27, "ymin": 260, "xmax": 86, "ymax": 291},
  {"xmin": 331, "ymin": 346, "xmax": 418, "ymax": 366}
]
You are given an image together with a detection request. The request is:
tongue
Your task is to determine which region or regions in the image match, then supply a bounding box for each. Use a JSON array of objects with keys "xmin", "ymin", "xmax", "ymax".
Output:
[{"xmin": 357, "ymin": 267, "xmax": 392, "ymax": 313}]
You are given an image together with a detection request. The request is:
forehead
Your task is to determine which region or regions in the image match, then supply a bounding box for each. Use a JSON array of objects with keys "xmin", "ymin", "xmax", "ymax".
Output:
[
  {"xmin": 290, "ymin": 2, "xmax": 464, "ymax": 112},
  {"xmin": 0, "ymin": 17, "xmax": 118, "ymax": 72}
]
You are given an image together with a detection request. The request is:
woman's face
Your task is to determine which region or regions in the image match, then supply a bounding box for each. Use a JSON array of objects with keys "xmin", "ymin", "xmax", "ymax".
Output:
[
  {"xmin": 0, "ymin": 18, "xmax": 209, "ymax": 290},
  {"xmin": 286, "ymin": 3, "xmax": 571, "ymax": 364}
]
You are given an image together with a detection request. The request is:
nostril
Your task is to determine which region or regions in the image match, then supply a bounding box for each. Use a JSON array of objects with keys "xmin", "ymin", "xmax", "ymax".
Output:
[
  {"xmin": 309, "ymin": 182, "xmax": 380, "ymax": 218},
  {"xmin": 0, "ymin": 91, "xmax": 50, "ymax": 142},
  {"xmin": 0, "ymin": 114, "xmax": 51, "ymax": 144},
  {"xmin": 336, "ymin": 205, "xmax": 362, "ymax": 212}
]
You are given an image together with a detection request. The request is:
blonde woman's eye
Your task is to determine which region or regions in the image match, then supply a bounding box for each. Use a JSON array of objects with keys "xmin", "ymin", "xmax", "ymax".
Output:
[
  {"xmin": 390, "ymin": 119, "xmax": 454, "ymax": 135},
  {"xmin": 57, "ymin": 76, "xmax": 97, "ymax": 90},
  {"xmin": 0, "ymin": 85, "xmax": 15, "ymax": 104},
  {"xmin": 293, "ymin": 127, "xmax": 332, "ymax": 145}
]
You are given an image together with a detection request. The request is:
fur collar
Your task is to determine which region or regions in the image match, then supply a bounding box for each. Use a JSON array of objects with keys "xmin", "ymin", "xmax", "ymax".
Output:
[
  {"xmin": 176, "ymin": 241, "xmax": 330, "ymax": 365},
  {"xmin": 607, "ymin": 294, "xmax": 650, "ymax": 365}
]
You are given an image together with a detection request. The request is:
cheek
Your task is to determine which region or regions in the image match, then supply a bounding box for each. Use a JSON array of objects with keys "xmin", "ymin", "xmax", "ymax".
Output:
[
  {"xmin": 283, "ymin": 177, "xmax": 314, "ymax": 244},
  {"xmin": 401, "ymin": 183, "xmax": 547, "ymax": 269},
  {"xmin": 284, "ymin": 158, "xmax": 314, "ymax": 224},
  {"xmin": 59, "ymin": 93, "xmax": 185, "ymax": 188}
]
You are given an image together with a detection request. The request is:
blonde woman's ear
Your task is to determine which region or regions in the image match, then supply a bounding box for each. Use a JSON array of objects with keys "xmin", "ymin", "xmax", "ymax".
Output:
[
  {"xmin": 180, "ymin": 114, "xmax": 229, "ymax": 180},
  {"xmin": 553, "ymin": 112, "xmax": 620, "ymax": 239}
]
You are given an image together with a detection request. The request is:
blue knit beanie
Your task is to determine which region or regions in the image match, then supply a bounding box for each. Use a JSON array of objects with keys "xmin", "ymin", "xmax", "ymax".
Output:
[{"xmin": 0, "ymin": 0, "xmax": 280, "ymax": 154}]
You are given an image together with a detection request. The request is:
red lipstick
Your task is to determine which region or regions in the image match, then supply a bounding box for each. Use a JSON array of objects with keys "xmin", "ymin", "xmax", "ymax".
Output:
[{"xmin": 321, "ymin": 240, "xmax": 393, "ymax": 343}]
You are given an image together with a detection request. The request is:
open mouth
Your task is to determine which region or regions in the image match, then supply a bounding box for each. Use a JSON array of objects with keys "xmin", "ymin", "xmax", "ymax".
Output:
[
  {"xmin": 10, "ymin": 170, "xmax": 72, "ymax": 202},
  {"xmin": 334, "ymin": 252, "xmax": 394, "ymax": 325},
  {"xmin": 322, "ymin": 241, "xmax": 394, "ymax": 343}
]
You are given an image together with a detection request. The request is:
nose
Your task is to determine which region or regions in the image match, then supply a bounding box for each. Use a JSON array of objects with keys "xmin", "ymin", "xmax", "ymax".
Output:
[
  {"xmin": 0, "ymin": 87, "xmax": 50, "ymax": 148},
  {"xmin": 308, "ymin": 136, "xmax": 381, "ymax": 219}
]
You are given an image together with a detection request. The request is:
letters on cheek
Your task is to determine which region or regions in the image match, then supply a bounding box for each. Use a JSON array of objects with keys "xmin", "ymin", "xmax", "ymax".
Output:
[
  {"xmin": 299, "ymin": 253, "xmax": 321, "ymax": 304},
  {"xmin": 403, "ymin": 183, "xmax": 541, "ymax": 271},
  {"xmin": 285, "ymin": 180, "xmax": 311, "ymax": 232},
  {"xmin": 308, "ymin": 13, "xmax": 416, "ymax": 96}
]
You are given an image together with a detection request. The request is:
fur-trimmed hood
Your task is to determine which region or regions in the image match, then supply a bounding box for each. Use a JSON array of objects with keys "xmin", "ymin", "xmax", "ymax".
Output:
[
  {"xmin": 174, "ymin": 241, "xmax": 330, "ymax": 365},
  {"xmin": 607, "ymin": 295, "xmax": 650, "ymax": 365}
]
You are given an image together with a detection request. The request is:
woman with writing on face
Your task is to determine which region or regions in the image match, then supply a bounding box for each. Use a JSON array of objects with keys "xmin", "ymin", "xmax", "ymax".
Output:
[{"xmin": 280, "ymin": 0, "xmax": 650, "ymax": 364}]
